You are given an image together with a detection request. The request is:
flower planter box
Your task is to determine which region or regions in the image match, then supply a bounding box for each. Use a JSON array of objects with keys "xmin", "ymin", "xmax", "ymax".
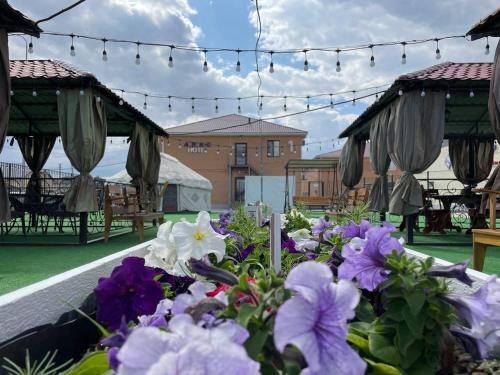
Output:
[{"xmin": 0, "ymin": 241, "xmax": 152, "ymax": 367}]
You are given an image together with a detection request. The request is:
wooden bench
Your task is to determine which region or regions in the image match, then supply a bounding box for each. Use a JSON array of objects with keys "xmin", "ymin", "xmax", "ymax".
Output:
[
  {"xmin": 103, "ymin": 185, "xmax": 164, "ymax": 243},
  {"xmin": 293, "ymin": 196, "xmax": 331, "ymax": 209},
  {"xmin": 472, "ymin": 188, "xmax": 500, "ymax": 271},
  {"xmin": 326, "ymin": 187, "xmax": 369, "ymax": 221}
]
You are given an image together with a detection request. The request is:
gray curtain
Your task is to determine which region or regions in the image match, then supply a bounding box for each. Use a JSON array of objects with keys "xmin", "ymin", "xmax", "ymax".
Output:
[
  {"xmin": 339, "ymin": 135, "xmax": 366, "ymax": 190},
  {"xmin": 0, "ymin": 29, "xmax": 10, "ymax": 223},
  {"xmin": 449, "ymin": 138, "xmax": 493, "ymax": 185},
  {"xmin": 368, "ymin": 108, "xmax": 391, "ymax": 212},
  {"xmin": 126, "ymin": 123, "xmax": 161, "ymax": 209},
  {"xmin": 16, "ymin": 135, "xmax": 56, "ymax": 204},
  {"xmin": 387, "ymin": 90, "xmax": 446, "ymax": 215},
  {"xmin": 58, "ymin": 89, "xmax": 107, "ymax": 212}
]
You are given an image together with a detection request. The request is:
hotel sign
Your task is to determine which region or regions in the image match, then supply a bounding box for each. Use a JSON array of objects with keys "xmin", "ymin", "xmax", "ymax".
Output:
[{"xmin": 185, "ymin": 141, "xmax": 211, "ymax": 153}]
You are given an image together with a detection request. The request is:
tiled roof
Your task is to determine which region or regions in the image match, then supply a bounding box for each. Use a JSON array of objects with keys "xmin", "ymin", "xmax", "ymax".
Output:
[
  {"xmin": 10, "ymin": 59, "xmax": 96, "ymax": 80},
  {"xmin": 467, "ymin": 7, "xmax": 500, "ymax": 40},
  {"xmin": 166, "ymin": 114, "xmax": 308, "ymax": 136},
  {"xmin": 398, "ymin": 62, "xmax": 492, "ymax": 82}
]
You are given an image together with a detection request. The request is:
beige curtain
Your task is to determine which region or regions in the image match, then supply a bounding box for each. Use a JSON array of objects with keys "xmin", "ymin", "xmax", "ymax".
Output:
[
  {"xmin": 449, "ymin": 138, "xmax": 493, "ymax": 186},
  {"xmin": 339, "ymin": 135, "xmax": 365, "ymax": 190},
  {"xmin": 387, "ymin": 90, "xmax": 446, "ymax": 215},
  {"xmin": 0, "ymin": 29, "xmax": 10, "ymax": 223},
  {"xmin": 126, "ymin": 123, "xmax": 161, "ymax": 209},
  {"xmin": 368, "ymin": 108, "xmax": 392, "ymax": 212},
  {"xmin": 58, "ymin": 89, "xmax": 107, "ymax": 212}
]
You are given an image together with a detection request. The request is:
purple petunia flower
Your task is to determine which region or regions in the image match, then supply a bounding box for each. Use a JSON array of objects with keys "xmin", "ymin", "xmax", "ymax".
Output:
[
  {"xmin": 337, "ymin": 220, "xmax": 372, "ymax": 240},
  {"xmin": 338, "ymin": 225, "xmax": 404, "ymax": 291},
  {"xmin": 218, "ymin": 211, "xmax": 233, "ymax": 228},
  {"xmin": 137, "ymin": 299, "xmax": 173, "ymax": 328},
  {"xmin": 94, "ymin": 257, "xmax": 165, "ymax": 330},
  {"xmin": 235, "ymin": 244, "xmax": 256, "ymax": 262},
  {"xmin": 154, "ymin": 268, "xmax": 195, "ymax": 295},
  {"xmin": 116, "ymin": 314, "xmax": 259, "ymax": 374},
  {"xmin": 281, "ymin": 230, "xmax": 299, "ymax": 253},
  {"xmin": 274, "ymin": 262, "xmax": 366, "ymax": 375},
  {"xmin": 210, "ymin": 220, "xmax": 241, "ymax": 241},
  {"xmin": 311, "ymin": 216, "xmax": 332, "ymax": 236},
  {"xmin": 427, "ymin": 261, "xmax": 473, "ymax": 287}
]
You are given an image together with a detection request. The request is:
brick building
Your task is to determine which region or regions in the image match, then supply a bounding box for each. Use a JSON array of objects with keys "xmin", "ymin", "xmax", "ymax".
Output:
[{"xmin": 163, "ymin": 114, "xmax": 307, "ymax": 209}]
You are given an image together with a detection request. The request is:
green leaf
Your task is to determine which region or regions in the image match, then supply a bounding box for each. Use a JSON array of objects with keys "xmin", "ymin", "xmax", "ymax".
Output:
[
  {"xmin": 402, "ymin": 306, "xmax": 424, "ymax": 338},
  {"xmin": 347, "ymin": 333, "xmax": 370, "ymax": 354},
  {"xmin": 365, "ymin": 358, "xmax": 402, "ymax": 375},
  {"xmin": 404, "ymin": 291, "xmax": 426, "ymax": 316},
  {"xmin": 283, "ymin": 360, "xmax": 302, "ymax": 375},
  {"xmin": 356, "ymin": 298, "xmax": 376, "ymax": 323},
  {"xmin": 244, "ymin": 329, "xmax": 269, "ymax": 359},
  {"xmin": 236, "ymin": 304, "xmax": 259, "ymax": 327},
  {"xmin": 348, "ymin": 322, "xmax": 371, "ymax": 338},
  {"xmin": 395, "ymin": 322, "xmax": 414, "ymax": 356},
  {"xmin": 400, "ymin": 339, "xmax": 423, "ymax": 370},
  {"xmin": 63, "ymin": 352, "xmax": 109, "ymax": 375},
  {"xmin": 368, "ymin": 333, "xmax": 401, "ymax": 366}
]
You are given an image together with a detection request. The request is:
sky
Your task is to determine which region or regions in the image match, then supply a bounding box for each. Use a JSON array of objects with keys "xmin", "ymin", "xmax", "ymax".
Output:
[{"xmin": 1, "ymin": 0, "xmax": 498, "ymax": 177}]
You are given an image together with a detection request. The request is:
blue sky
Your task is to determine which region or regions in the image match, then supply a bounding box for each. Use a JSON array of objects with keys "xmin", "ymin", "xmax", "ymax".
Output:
[{"xmin": 1, "ymin": 0, "xmax": 498, "ymax": 176}]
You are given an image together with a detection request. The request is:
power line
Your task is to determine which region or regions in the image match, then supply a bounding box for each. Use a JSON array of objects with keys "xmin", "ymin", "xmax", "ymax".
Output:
[{"xmin": 35, "ymin": 0, "xmax": 88, "ymax": 25}]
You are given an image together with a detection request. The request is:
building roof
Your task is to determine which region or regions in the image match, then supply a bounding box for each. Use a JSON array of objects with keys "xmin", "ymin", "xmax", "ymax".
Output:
[
  {"xmin": 315, "ymin": 143, "xmax": 370, "ymax": 159},
  {"xmin": 166, "ymin": 114, "xmax": 307, "ymax": 137},
  {"xmin": 8, "ymin": 59, "xmax": 167, "ymax": 137},
  {"xmin": 285, "ymin": 159, "xmax": 339, "ymax": 171},
  {"xmin": 339, "ymin": 62, "xmax": 492, "ymax": 139},
  {"xmin": 0, "ymin": 0, "xmax": 41, "ymax": 36},
  {"xmin": 467, "ymin": 7, "xmax": 500, "ymax": 40}
]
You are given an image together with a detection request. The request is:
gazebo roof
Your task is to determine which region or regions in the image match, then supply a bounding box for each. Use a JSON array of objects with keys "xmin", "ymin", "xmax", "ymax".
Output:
[
  {"xmin": 339, "ymin": 62, "xmax": 492, "ymax": 140},
  {"xmin": 8, "ymin": 59, "xmax": 167, "ymax": 137},
  {"xmin": 467, "ymin": 7, "xmax": 500, "ymax": 40},
  {"xmin": 0, "ymin": 0, "xmax": 41, "ymax": 36}
]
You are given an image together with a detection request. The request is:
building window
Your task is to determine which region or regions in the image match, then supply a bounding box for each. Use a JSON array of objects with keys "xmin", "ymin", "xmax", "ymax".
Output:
[
  {"xmin": 235, "ymin": 177, "xmax": 245, "ymax": 202},
  {"xmin": 235, "ymin": 143, "xmax": 247, "ymax": 166},
  {"xmin": 267, "ymin": 140, "xmax": 280, "ymax": 157}
]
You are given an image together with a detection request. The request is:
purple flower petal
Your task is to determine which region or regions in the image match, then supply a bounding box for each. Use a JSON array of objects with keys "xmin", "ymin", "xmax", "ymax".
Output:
[{"xmin": 427, "ymin": 261, "xmax": 473, "ymax": 287}]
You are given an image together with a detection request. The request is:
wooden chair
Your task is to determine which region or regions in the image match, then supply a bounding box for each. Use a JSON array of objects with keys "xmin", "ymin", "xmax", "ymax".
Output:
[
  {"xmin": 103, "ymin": 185, "xmax": 164, "ymax": 243},
  {"xmin": 471, "ymin": 188, "xmax": 500, "ymax": 271}
]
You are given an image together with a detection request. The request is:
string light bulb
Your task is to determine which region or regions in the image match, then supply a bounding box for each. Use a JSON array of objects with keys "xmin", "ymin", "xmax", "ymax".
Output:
[
  {"xmin": 269, "ymin": 52, "xmax": 274, "ymax": 73},
  {"xmin": 352, "ymin": 91, "xmax": 356, "ymax": 106},
  {"xmin": 485, "ymin": 38, "xmax": 490, "ymax": 55},
  {"xmin": 336, "ymin": 49, "xmax": 341, "ymax": 72},
  {"xmin": 375, "ymin": 93, "xmax": 379, "ymax": 101},
  {"xmin": 236, "ymin": 49, "xmax": 241, "ymax": 72},
  {"xmin": 259, "ymin": 96, "xmax": 263, "ymax": 111},
  {"xmin": 32, "ymin": 89, "xmax": 37, "ymax": 97},
  {"xmin": 283, "ymin": 96, "xmax": 287, "ymax": 112},
  {"xmin": 401, "ymin": 42, "xmax": 407, "ymax": 64},
  {"xmin": 102, "ymin": 39, "xmax": 108, "ymax": 61},
  {"xmin": 215, "ymin": 98, "xmax": 219, "ymax": 113},
  {"xmin": 119, "ymin": 90, "xmax": 124, "ymax": 106},
  {"xmin": 168, "ymin": 96, "xmax": 172, "ymax": 112},
  {"xmin": 330, "ymin": 94, "xmax": 334, "ymax": 109},
  {"xmin": 303, "ymin": 50, "xmax": 309, "ymax": 71},
  {"xmin": 135, "ymin": 42, "xmax": 141, "ymax": 65},
  {"xmin": 191, "ymin": 97, "xmax": 195, "ymax": 113},
  {"xmin": 421, "ymin": 88, "xmax": 426, "ymax": 97},
  {"xmin": 469, "ymin": 90, "xmax": 475, "ymax": 98},
  {"xmin": 56, "ymin": 89, "xmax": 61, "ymax": 96},
  {"xmin": 70, "ymin": 34, "xmax": 76, "ymax": 57},
  {"xmin": 28, "ymin": 37, "xmax": 33, "ymax": 54},
  {"xmin": 435, "ymin": 39, "xmax": 441, "ymax": 60},
  {"xmin": 306, "ymin": 96, "xmax": 310, "ymax": 111},
  {"xmin": 369, "ymin": 45, "xmax": 375, "ymax": 67},
  {"xmin": 398, "ymin": 89, "xmax": 403, "ymax": 96},
  {"xmin": 143, "ymin": 94, "xmax": 148, "ymax": 110},
  {"xmin": 237, "ymin": 98, "xmax": 241, "ymax": 114},
  {"xmin": 79, "ymin": 89, "xmax": 84, "ymax": 96},
  {"xmin": 203, "ymin": 50, "xmax": 208, "ymax": 72},
  {"xmin": 96, "ymin": 96, "xmax": 101, "ymax": 103},
  {"xmin": 168, "ymin": 46, "xmax": 174, "ymax": 68},
  {"xmin": 446, "ymin": 91, "xmax": 451, "ymax": 100}
]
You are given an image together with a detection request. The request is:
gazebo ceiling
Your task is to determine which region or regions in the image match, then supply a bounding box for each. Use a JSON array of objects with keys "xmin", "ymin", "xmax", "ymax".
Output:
[
  {"xmin": 339, "ymin": 62, "xmax": 493, "ymax": 140},
  {"xmin": 7, "ymin": 59, "xmax": 168, "ymax": 137},
  {"xmin": 0, "ymin": 0, "xmax": 41, "ymax": 36},
  {"xmin": 467, "ymin": 7, "xmax": 500, "ymax": 40}
]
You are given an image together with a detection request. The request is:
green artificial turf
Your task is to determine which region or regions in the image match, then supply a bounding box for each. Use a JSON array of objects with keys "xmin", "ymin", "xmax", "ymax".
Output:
[{"xmin": 0, "ymin": 212, "xmax": 205, "ymax": 296}]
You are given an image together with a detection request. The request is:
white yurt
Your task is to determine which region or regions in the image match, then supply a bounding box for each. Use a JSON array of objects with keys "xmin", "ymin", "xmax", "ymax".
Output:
[{"xmin": 108, "ymin": 153, "xmax": 212, "ymax": 212}]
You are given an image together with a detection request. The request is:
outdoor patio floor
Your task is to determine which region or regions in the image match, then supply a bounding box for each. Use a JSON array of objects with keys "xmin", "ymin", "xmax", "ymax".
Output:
[{"xmin": 0, "ymin": 211, "xmax": 498, "ymax": 296}]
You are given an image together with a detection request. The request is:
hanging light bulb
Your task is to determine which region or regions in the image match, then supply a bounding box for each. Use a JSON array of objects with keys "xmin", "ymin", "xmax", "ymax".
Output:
[
  {"xmin": 119, "ymin": 90, "xmax": 124, "ymax": 106},
  {"xmin": 306, "ymin": 96, "xmax": 310, "ymax": 111},
  {"xmin": 203, "ymin": 49, "xmax": 209, "ymax": 72},
  {"xmin": 280, "ymin": 150, "xmax": 284, "ymax": 156},
  {"xmin": 236, "ymin": 49, "xmax": 241, "ymax": 72},
  {"xmin": 375, "ymin": 93, "xmax": 379, "ymax": 101},
  {"xmin": 70, "ymin": 34, "xmax": 76, "ymax": 57},
  {"xmin": 216, "ymin": 149, "xmax": 220, "ymax": 155},
  {"xmin": 303, "ymin": 50, "xmax": 309, "ymax": 71},
  {"xmin": 215, "ymin": 98, "xmax": 219, "ymax": 113},
  {"xmin": 398, "ymin": 89, "xmax": 403, "ymax": 96},
  {"xmin": 259, "ymin": 96, "xmax": 263, "ymax": 111},
  {"xmin": 255, "ymin": 150, "xmax": 259, "ymax": 157},
  {"xmin": 96, "ymin": 96, "xmax": 101, "ymax": 103},
  {"xmin": 143, "ymin": 94, "xmax": 148, "ymax": 110},
  {"xmin": 191, "ymin": 97, "xmax": 195, "ymax": 113},
  {"xmin": 168, "ymin": 45, "xmax": 174, "ymax": 68},
  {"xmin": 336, "ymin": 49, "xmax": 341, "ymax": 72},
  {"xmin": 369, "ymin": 45, "xmax": 375, "ymax": 67},
  {"xmin": 421, "ymin": 88, "xmax": 426, "ymax": 97},
  {"xmin": 28, "ymin": 37, "xmax": 33, "ymax": 54},
  {"xmin": 401, "ymin": 42, "xmax": 407, "ymax": 64},
  {"xmin": 32, "ymin": 89, "xmax": 37, "ymax": 97},
  {"xmin": 237, "ymin": 98, "xmax": 241, "ymax": 114},
  {"xmin": 168, "ymin": 96, "xmax": 172, "ymax": 112},
  {"xmin": 435, "ymin": 39, "xmax": 441, "ymax": 60},
  {"xmin": 485, "ymin": 37, "xmax": 490, "ymax": 55},
  {"xmin": 469, "ymin": 90, "xmax": 475, "ymax": 98},
  {"xmin": 352, "ymin": 91, "xmax": 356, "ymax": 106},
  {"xmin": 135, "ymin": 42, "xmax": 141, "ymax": 65},
  {"xmin": 102, "ymin": 39, "xmax": 108, "ymax": 61},
  {"xmin": 330, "ymin": 94, "xmax": 334, "ymax": 109},
  {"xmin": 79, "ymin": 89, "xmax": 84, "ymax": 96},
  {"xmin": 56, "ymin": 89, "xmax": 61, "ymax": 96},
  {"xmin": 10, "ymin": 90, "xmax": 14, "ymax": 96},
  {"xmin": 178, "ymin": 143, "xmax": 182, "ymax": 149},
  {"xmin": 269, "ymin": 52, "xmax": 274, "ymax": 73},
  {"xmin": 283, "ymin": 96, "xmax": 287, "ymax": 112},
  {"xmin": 446, "ymin": 90, "xmax": 451, "ymax": 100},
  {"xmin": 167, "ymin": 140, "xmax": 170, "ymax": 147}
]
